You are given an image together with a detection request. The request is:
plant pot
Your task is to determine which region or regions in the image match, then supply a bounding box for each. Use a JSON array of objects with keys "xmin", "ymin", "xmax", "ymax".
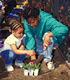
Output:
[
  {"xmin": 34, "ymin": 69, "xmax": 39, "ymax": 76},
  {"xmin": 24, "ymin": 69, "xmax": 29, "ymax": 76},
  {"xmin": 29, "ymin": 69, "xmax": 34, "ymax": 76}
]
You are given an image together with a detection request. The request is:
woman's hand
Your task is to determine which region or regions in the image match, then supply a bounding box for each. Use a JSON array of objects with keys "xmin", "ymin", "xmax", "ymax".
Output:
[{"xmin": 43, "ymin": 32, "xmax": 53, "ymax": 50}]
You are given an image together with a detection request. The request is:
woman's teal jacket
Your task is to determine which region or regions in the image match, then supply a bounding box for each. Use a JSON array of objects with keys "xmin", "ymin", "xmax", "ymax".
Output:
[{"xmin": 24, "ymin": 10, "xmax": 68, "ymax": 51}]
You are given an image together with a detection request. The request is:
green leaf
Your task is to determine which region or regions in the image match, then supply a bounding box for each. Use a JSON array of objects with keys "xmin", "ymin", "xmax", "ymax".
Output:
[
  {"xmin": 35, "ymin": 63, "xmax": 41, "ymax": 69},
  {"xmin": 66, "ymin": 53, "xmax": 68, "ymax": 56},
  {"xmin": 22, "ymin": 63, "xmax": 41, "ymax": 70}
]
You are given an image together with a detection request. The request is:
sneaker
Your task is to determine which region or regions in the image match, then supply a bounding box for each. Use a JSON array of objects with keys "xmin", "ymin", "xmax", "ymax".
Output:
[
  {"xmin": 15, "ymin": 61, "xmax": 23, "ymax": 68},
  {"xmin": 47, "ymin": 61, "xmax": 55, "ymax": 70},
  {"xmin": 5, "ymin": 65, "xmax": 14, "ymax": 71}
]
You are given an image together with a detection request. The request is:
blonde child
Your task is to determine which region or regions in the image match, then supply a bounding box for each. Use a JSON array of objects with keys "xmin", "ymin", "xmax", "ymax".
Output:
[{"xmin": 0, "ymin": 21, "xmax": 36, "ymax": 71}]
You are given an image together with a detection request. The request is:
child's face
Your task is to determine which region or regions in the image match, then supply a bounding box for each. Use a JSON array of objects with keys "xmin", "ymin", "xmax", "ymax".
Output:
[{"xmin": 13, "ymin": 27, "xmax": 24, "ymax": 39}]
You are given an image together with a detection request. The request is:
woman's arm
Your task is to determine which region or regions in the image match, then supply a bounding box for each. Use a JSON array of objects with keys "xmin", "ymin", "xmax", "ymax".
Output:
[{"xmin": 43, "ymin": 32, "xmax": 53, "ymax": 50}]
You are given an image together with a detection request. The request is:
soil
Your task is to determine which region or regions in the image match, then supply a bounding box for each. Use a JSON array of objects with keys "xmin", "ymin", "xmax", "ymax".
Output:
[
  {"xmin": 0, "ymin": 19, "xmax": 70, "ymax": 80},
  {"xmin": 0, "ymin": 49, "xmax": 70, "ymax": 80}
]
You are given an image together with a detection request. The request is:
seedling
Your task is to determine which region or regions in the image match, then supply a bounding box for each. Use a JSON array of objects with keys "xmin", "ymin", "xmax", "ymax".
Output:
[
  {"xmin": 33, "ymin": 63, "xmax": 41, "ymax": 70},
  {"xmin": 22, "ymin": 63, "xmax": 41, "ymax": 76},
  {"xmin": 22, "ymin": 63, "xmax": 31, "ymax": 70}
]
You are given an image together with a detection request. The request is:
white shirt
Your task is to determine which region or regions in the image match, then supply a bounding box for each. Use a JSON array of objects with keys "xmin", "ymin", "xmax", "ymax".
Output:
[{"xmin": 1, "ymin": 34, "xmax": 25, "ymax": 52}]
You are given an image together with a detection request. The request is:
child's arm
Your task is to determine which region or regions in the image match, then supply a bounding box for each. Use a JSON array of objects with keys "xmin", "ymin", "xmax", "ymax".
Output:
[
  {"xmin": 31, "ymin": 55, "xmax": 36, "ymax": 61},
  {"xmin": 10, "ymin": 44, "xmax": 35, "ymax": 56}
]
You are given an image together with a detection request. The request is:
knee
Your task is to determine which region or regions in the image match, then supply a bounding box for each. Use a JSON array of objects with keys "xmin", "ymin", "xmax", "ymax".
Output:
[
  {"xmin": 1, "ymin": 50, "xmax": 16, "ymax": 60},
  {"xmin": 19, "ymin": 45, "xmax": 25, "ymax": 50},
  {"xmin": 9, "ymin": 50, "xmax": 16, "ymax": 58}
]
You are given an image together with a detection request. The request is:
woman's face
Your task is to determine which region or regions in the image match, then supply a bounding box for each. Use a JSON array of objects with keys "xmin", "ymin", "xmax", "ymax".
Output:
[{"xmin": 26, "ymin": 16, "xmax": 40, "ymax": 28}]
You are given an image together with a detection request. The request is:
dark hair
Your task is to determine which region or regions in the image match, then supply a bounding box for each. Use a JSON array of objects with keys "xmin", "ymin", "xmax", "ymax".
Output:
[
  {"xmin": 22, "ymin": 6, "xmax": 40, "ymax": 20},
  {"xmin": 10, "ymin": 21, "xmax": 23, "ymax": 31}
]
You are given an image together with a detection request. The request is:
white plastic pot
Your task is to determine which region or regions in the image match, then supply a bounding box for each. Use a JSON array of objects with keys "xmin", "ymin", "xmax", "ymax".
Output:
[
  {"xmin": 29, "ymin": 69, "xmax": 34, "ymax": 76},
  {"xmin": 24, "ymin": 69, "xmax": 29, "ymax": 76},
  {"xmin": 34, "ymin": 69, "xmax": 39, "ymax": 76}
]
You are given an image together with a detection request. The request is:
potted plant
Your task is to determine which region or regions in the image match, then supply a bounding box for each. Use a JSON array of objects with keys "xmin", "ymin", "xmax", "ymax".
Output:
[
  {"xmin": 22, "ymin": 63, "xmax": 30, "ymax": 76},
  {"xmin": 22, "ymin": 63, "xmax": 41, "ymax": 76},
  {"xmin": 29, "ymin": 65, "xmax": 34, "ymax": 76},
  {"xmin": 33, "ymin": 63, "xmax": 41, "ymax": 76}
]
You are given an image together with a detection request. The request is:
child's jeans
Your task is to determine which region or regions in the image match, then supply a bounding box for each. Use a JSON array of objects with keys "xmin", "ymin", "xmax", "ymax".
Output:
[
  {"xmin": 1, "ymin": 50, "xmax": 26, "ymax": 66},
  {"xmin": 23, "ymin": 35, "xmax": 59, "ymax": 63}
]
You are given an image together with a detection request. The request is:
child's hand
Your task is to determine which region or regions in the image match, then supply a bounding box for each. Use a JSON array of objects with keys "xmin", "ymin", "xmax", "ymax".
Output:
[
  {"xmin": 29, "ymin": 62, "xmax": 33, "ymax": 66},
  {"xmin": 31, "ymin": 55, "xmax": 36, "ymax": 61},
  {"xmin": 27, "ymin": 50, "xmax": 36, "ymax": 56},
  {"xmin": 29, "ymin": 55, "xmax": 36, "ymax": 66},
  {"xmin": 29, "ymin": 60, "xmax": 36, "ymax": 66}
]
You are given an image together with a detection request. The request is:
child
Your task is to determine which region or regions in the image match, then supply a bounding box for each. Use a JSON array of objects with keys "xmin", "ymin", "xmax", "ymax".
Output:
[{"xmin": 0, "ymin": 21, "xmax": 36, "ymax": 71}]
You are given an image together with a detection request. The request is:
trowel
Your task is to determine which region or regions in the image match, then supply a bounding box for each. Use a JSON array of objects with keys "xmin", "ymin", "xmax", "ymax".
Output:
[{"xmin": 36, "ymin": 47, "xmax": 46, "ymax": 65}]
